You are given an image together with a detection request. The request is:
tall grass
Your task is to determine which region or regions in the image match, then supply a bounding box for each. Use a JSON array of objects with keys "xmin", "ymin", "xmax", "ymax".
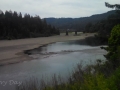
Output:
[{"xmin": 16, "ymin": 61, "xmax": 120, "ymax": 90}]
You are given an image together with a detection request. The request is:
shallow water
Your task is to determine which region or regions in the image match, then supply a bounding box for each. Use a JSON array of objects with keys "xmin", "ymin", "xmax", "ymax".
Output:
[{"xmin": 0, "ymin": 40, "xmax": 106, "ymax": 90}]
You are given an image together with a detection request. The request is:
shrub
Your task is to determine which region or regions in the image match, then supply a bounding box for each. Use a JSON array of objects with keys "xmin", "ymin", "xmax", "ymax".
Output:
[{"xmin": 105, "ymin": 24, "xmax": 120, "ymax": 68}]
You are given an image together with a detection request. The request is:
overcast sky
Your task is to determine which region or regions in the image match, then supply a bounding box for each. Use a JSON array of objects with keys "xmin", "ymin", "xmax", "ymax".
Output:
[{"xmin": 0, "ymin": 0, "xmax": 119, "ymax": 18}]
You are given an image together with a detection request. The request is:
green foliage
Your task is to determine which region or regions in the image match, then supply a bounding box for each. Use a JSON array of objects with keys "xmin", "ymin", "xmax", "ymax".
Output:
[
  {"xmin": 108, "ymin": 24, "xmax": 120, "ymax": 46},
  {"xmin": 105, "ymin": 24, "xmax": 120, "ymax": 68},
  {"xmin": 107, "ymin": 67, "xmax": 120, "ymax": 90},
  {"xmin": 41, "ymin": 69, "xmax": 120, "ymax": 90},
  {"xmin": 82, "ymin": 73, "xmax": 108, "ymax": 90}
]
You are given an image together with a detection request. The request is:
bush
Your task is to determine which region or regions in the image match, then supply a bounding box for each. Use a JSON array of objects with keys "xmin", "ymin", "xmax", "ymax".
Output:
[{"xmin": 16, "ymin": 63, "xmax": 120, "ymax": 90}]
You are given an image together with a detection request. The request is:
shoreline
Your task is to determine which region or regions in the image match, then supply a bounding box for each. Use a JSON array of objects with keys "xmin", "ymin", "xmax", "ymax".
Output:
[{"xmin": 0, "ymin": 33, "xmax": 95, "ymax": 66}]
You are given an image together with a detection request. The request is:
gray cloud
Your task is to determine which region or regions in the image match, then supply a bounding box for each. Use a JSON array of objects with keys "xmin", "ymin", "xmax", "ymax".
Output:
[{"xmin": 0, "ymin": 0, "xmax": 119, "ymax": 18}]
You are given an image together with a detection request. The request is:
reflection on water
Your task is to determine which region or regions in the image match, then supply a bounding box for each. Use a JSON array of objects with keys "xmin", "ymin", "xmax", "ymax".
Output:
[
  {"xmin": 0, "ymin": 40, "xmax": 107, "ymax": 90},
  {"xmin": 25, "ymin": 39, "xmax": 105, "ymax": 55}
]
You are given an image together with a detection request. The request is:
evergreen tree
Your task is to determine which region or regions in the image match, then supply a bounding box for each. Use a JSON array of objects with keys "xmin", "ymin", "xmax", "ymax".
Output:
[
  {"xmin": 105, "ymin": 24, "xmax": 120, "ymax": 68},
  {"xmin": 0, "ymin": 10, "xmax": 60, "ymax": 40}
]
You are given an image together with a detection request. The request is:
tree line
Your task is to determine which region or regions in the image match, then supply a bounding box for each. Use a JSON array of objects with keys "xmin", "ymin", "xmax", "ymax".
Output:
[
  {"xmin": 45, "ymin": 10, "xmax": 116, "ymax": 32},
  {"xmin": 0, "ymin": 10, "xmax": 60, "ymax": 40}
]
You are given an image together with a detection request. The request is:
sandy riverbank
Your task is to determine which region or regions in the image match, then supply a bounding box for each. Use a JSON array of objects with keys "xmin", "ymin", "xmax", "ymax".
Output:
[{"xmin": 0, "ymin": 33, "xmax": 95, "ymax": 66}]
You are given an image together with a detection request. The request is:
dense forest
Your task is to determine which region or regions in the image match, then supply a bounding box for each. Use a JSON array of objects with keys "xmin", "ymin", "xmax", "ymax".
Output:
[
  {"xmin": 45, "ymin": 10, "xmax": 116, "ymax": 31},
  {"xmin": 0, "ymin": 10, "xmax": 60, "ymax": 40},
  {"xmin": 85, "ymin": 9, "xmax": 120, "ymax": 43}
]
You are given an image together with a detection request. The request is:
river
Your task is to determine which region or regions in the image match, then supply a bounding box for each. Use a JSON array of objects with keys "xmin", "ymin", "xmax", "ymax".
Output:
[{"xmin": 0, "ymin": 40, "xmax": 107, "ymax": 90}]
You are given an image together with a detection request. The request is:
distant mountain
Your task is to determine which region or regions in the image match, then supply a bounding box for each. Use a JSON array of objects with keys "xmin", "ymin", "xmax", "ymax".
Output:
[{"xmin": 45, "ymin": 10, "xmax": 116, "ymax": 31}]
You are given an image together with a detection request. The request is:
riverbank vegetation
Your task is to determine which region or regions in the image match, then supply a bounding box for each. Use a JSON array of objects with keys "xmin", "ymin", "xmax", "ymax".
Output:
[
  {"xmin": 0, "ymin": 10, "xmax": 60, "ymax": 40},
  {"xmin": 16, "ymin": 64, "xmax": 120, "ymax": 90}
]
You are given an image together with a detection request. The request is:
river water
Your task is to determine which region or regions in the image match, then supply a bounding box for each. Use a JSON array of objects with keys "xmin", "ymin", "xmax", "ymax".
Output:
[{"xmin": 0, "ymin": 40, "xmax": 106, "ymax": 90}]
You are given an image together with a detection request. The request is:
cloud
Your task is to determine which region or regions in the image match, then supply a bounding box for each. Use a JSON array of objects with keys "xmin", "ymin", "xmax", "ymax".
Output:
[{"xmin": 0, "ymin": 0, "xmax": 119, "ymax": 18}]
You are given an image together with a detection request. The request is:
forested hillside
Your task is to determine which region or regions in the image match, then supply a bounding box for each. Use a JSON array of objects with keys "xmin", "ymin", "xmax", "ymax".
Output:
[
  {"xmin": 87, "ymin": 11, "xmax": 119, "ymax": 33},
  {"xmin": 0, "ymin": 10, "xmax": 60, "ymax": 40},
  {"xmin": 45, "ymin": 10, "xmax": 116, "ymax": 31}
]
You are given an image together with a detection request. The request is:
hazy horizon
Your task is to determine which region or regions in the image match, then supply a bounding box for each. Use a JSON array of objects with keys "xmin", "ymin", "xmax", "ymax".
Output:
[{"xmin": 0, "ymin": 0, "xmax": 119, "ymax": 18}]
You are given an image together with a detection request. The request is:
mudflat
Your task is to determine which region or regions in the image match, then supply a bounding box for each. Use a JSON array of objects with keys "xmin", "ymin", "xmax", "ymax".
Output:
[{"xmin": 0, "ymin": 33, "xmax": 94, "ymax": 66}]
